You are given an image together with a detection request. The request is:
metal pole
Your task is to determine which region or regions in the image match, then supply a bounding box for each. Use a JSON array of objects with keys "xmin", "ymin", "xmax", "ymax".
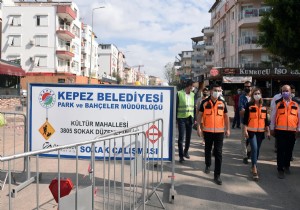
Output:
[{"xmin": 88, "ymin": 6, "xmax": 105, "ymax": 84}]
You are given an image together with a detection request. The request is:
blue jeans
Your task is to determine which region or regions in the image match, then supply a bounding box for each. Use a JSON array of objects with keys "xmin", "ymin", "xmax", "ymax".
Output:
[
  {"xmin": 248, "ymin": 132, "xmax": 264, "ymax": 166},
  {"xmin": 177, "ymin": 116, "xmax": 193, "ymax": 159}
]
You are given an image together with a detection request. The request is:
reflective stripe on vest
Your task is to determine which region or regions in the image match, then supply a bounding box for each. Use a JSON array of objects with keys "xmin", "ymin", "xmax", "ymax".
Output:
[
  {"xmin": 247, "ymin": 105, "xmax": 267, "ymax": 132},
  {"xmin": 177, "ymin": 90, "xmax": 195, "ymax": 118},
  {"xmin": 275, "ymin": 101, "xmax": 299, "ymax": 131},
  {"xmin": 202, "ymin": 99, "xmax": 225, "ymax": 133}
]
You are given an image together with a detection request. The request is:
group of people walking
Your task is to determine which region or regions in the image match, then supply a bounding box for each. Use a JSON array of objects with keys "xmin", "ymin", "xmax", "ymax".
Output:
[{"xmin": 176, "ymin": 79, "xmax": 299, "ymax": 185}]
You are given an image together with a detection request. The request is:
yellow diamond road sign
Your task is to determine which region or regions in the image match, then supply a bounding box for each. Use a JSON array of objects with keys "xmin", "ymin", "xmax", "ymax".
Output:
[{"xmin": 39, "ymin": 121, "xmax": 55, "ymax": 140}]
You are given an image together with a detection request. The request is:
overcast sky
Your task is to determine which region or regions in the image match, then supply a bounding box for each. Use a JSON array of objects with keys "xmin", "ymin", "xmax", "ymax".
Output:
[{"xmin": 73, "ymin": 0, "xmax": 212, "ymax": 80}]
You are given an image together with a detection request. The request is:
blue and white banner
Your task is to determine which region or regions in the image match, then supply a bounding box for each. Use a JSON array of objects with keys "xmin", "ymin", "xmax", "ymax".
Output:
[{"xmin": 29, "ymin": 83, "xmax": 175, "ymax": 160}]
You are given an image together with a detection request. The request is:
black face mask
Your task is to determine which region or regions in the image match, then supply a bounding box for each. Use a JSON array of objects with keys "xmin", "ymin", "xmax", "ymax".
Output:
[
  {"xmin": 203, "ymin": 93, "xmax": 208, "ymax": 97},
  {"xmin": 244, "ymin": 88, "xmax": 251, "ymax": 93}
]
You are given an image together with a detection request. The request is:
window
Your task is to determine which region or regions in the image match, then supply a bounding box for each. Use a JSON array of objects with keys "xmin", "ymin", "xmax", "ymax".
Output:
[
  {"xmin": 8, "ymin": 35, "xmax": 21, "ymax": 46},
  {"xmin": 231, "ymin": 33, "xmax": 234, "ymax": 44},
  {"xmin": 34, "ymin": 56, "xmax": 47, "ymax": 67},
  {"xmin": 35, "ymin": 35, "xmax": 48, "ymax": 47},
  {"xmin": 58, "ymin": 78, "xmax": 65, "ymax": 83},
  {"xmin": 232, "ymin": 11, "xmax": 235, "ymax": 20},
  {"xmin": 7, "ymin": 55, "xmax": 21, "ymax": 64},
  {"xmin": 36, "ymin": 15, "xmax": 48, "ymax": 26},
  {"xmin": 72, "ymin": 25, "xmax": 80, "ymax": 37},
  {"xmin": 73, "ymin": 43, "xmax": 79, "ymax": 54},
  {"xmin": 261, "ymin": 54, "xmax": 270, "ymax": 62},
  {"xmin": 9, "ymin": 15, "xmax": 21, "ymax": 26}
]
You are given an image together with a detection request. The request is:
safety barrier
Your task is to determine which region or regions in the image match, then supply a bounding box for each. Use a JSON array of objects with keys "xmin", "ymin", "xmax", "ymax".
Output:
[
  {"xmin": 0, "ymin": 118, "xmax": 170, "ymax": 210},
  {"xmin": 0, "ymin": 112, "xmax": 27, "ymax": 191}
]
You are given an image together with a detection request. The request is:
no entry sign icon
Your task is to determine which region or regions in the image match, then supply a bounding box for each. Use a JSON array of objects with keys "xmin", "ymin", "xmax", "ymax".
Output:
[{"xmin": 146, "ymin": 124, "xmax": 162, "ymax": 144}]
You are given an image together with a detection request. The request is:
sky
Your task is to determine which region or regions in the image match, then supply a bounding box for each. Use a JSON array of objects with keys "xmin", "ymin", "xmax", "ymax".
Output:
[{"xmin": 74, "ymin": 0, "xmax": 213, "ymax": 80}]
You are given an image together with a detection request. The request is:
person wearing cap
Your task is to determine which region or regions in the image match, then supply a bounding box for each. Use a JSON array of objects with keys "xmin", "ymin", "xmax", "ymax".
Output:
[
  {"xmin": 197, "ymin": 82, "xmax": 230, "ymax": 185},
  {"xmin": 176, "ymin": 79, "xmax": 196, "ymax": 163}
]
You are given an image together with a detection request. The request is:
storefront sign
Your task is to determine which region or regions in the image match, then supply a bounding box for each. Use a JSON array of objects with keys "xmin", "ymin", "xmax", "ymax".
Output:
[
  {"xmin": 210, "ymin": 68, "xmax": 219, "ymax": 77},
  {"xmin": 239, "ymin": 68, "xmax": 300, "ymax": 75},
  {"xmin": 223, "ymin": 76, "xmax": 252, "ymax": 83}
]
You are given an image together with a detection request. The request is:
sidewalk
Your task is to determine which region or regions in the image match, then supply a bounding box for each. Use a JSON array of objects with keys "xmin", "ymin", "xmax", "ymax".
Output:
[{"xmin": 161, "ymin": 105, "xmax": 300, "ymax": 210}]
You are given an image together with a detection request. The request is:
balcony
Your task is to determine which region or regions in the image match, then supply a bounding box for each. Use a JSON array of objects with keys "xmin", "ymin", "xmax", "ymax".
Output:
[
  {"xmin": 56, "ymin": 45, "xmax": 74, "ymax": 60},
  {"xmin": 238, "ymin": 7, "xmax": 271, "ymax": 27},
  {"xmin": 204, "ymin": 42, "xmax": 214, "ymax": 51},
  {"xmin": 239, "ymin": 62, "xmax": 282, "ymax": 69},
  {"xmin": 221, "ymin": 27, "xmax": 226, "ymax": 38},
  {"xmin": 205, "ymin": 57, "xmax": 214, "ymax": 66},
  {"xmin": 57, "ymin": 5, "xmax": 77, "ymax": 22},
  {"xmin": 56, "ymin": 25, "xmax": 75, "ymax": 41},
  {"xmin": 57, "ymin": 65, "xmax": 72, "ymax": 73},
  {"xmin": 202, "ymin": 27, "xmax": 214, "ymax": 35},
  {"xmin": 238, "ymin": 36, "xmax": 262, "ymax": 52}
]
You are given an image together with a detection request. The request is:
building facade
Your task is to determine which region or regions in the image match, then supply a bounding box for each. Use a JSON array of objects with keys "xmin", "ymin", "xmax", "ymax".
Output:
[{"xmin": 205, "ymin": 0, "xmax": 300, "ymax": 97}]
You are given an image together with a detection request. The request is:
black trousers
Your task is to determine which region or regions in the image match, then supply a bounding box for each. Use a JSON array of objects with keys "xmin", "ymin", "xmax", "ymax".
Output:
[
  {"xmin": 203, "ymin": 132, "xmax": 224, "ymax": 176},
  {"xmin": 275, "ymin": 130, "xmax": 296, "ymax": 171},
  {"xmin": 177, "ymin": 116, "xmax": 193, "ymax": 159}
]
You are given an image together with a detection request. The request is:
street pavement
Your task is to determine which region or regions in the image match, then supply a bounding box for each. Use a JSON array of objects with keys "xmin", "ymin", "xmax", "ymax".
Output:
[{"xmin": 159, "ymin": 106, "xmax": 300, "ymax": 210}]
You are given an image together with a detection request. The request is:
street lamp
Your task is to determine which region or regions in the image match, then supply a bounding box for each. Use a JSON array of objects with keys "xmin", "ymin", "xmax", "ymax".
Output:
[{"xmin": 88, "ymin": 6, "xmax": 105, "ymax": 84}]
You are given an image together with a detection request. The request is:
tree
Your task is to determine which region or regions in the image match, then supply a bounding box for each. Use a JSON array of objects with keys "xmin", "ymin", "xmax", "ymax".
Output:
[
  {"xmin": 258, "ymin": 0, "xmax": 300, "ymax": 69},
  {"xmin": 163, "ymin": 62, "xmax": 178, "ymax": 85}
]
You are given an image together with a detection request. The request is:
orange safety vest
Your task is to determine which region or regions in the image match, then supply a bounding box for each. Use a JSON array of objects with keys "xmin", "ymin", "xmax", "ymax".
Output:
[
  {"xmin": 247, "ymin": 104, "xmax": 267, "ymax": 132},
  {"xmin": 202, "ymin": 99, "xmax": 225, "ymax": 133},
  {"xmin": 275, "ymin": 100, "xmax": 299, "ymax": 131}
]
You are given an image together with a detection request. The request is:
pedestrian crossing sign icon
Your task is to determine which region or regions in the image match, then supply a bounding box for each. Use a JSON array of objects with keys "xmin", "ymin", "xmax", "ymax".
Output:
[{"xmin": 39, "ymin": 121, "xmax": 55, "ymax": 140}]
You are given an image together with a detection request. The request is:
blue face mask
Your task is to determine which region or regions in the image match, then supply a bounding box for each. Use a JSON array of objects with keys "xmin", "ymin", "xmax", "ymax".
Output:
[{"xmin": 282, "ymin": 92, "xmax": 290, "ymax": 100}]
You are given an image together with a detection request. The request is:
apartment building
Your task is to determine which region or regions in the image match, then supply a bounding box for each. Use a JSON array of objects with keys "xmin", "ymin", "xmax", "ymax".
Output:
[
  {"xmin": 205, "ymin": 0, "xmax": 300, "ymax": 97},
  {"xmin": 191, "ymin": 36, "xmax": 207, "ymax": 84},
  {"xmin": 177, "ymin": 50, "xmax": 192, "ymax": 81},
  {"xmin": 98, "ymin": 44, "xmax": 118, "ymax": 83},
  {"xmin": 1, "ymin": 1, "xmax": 88, "ymax": 87},
  {"xmin": 81, "ymin": 23, "xmax": 99, "ymax": 80}
]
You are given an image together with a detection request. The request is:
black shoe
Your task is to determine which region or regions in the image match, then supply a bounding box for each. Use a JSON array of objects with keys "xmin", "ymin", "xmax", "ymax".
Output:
[
  {"xmin": 184, "ymin": 152, "xmax": 190, "ymax": 159},
  {"xmin": 179, "ymin": 157, "xmax": 185, "ymax": 163},
  {"xmin": 247, "ymin": 151, "xmax": 251, "ymax": 159},
  {"xmin": 204, "ymin": 166, "xmax": 210, "ymax": 174},
  {"xmin": 243, "ymin": 157, "xmax": 248, "ymax": 164},
  {"xmin": 278, "ymin": 171, "xmax": 285, "ymax": 179},
  {"xmin": 285, "ymin": 167, "xmax": 291, "ymax": 175},
  {"xmin": 214, "ymin": 175, "xmax": 222, "ymax": 185}
]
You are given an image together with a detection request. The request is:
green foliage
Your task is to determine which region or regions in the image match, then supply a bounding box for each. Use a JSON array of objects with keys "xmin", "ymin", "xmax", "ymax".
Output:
[{"xmin": 258, "ymin": 0, "xmax": 300, "ymax": 69}]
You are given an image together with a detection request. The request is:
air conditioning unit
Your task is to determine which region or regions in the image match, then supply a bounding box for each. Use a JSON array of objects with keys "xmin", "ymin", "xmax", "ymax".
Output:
[{"xmin": 29, "ymin": 39, "xmax": 35, "ymax": 45}]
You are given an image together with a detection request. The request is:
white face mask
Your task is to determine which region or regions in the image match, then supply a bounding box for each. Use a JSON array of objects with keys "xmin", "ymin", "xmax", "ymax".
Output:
[
  {"xmin": 254, "ymin": 94, "xmax": 261, "ymax": 101},
  {"xmin": 192, "ymin": 87, "xmax": 195, "ymax": 92},
  {"xmin": 212, "ymin": 91, "xmax": 221, "ymax": 99},
  {"xmin": 291, "ymin": 93, "xmax": 295, "ymax": 98}
]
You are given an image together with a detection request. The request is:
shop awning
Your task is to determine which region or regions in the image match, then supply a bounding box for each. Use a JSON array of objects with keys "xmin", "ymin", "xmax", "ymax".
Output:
[{"xmin": 0, "ymin": 59, "xmax": 25, "ymax": 76}]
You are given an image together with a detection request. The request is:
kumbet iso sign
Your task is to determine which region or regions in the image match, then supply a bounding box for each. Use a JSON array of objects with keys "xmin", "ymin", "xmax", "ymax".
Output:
[{"xmin": 29, "ymin": 83, "xmax": 175, "ymax": 161}]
